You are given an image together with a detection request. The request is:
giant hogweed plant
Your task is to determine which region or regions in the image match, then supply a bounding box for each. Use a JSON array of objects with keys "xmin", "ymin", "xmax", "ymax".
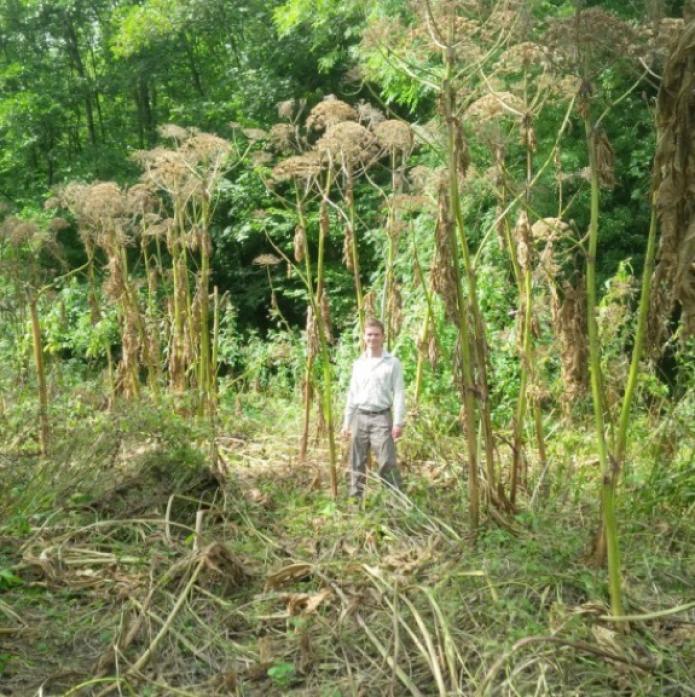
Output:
[
  {"xmin": 0, "ymin": 214, "xmax": 73, "ymax": 455},
  {"xmin": 356, "ymin": 0, "xmax": 670, "ymax": 616}
]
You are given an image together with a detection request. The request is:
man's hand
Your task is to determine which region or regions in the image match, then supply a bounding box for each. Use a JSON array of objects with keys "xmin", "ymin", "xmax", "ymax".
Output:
[
  {"xmin": 341, "ymin": 427, "xmax": 351, "ymax": 441},
  {"xmin": 392, "ymin": 425, "xmax": 403, "ymax": 440}
]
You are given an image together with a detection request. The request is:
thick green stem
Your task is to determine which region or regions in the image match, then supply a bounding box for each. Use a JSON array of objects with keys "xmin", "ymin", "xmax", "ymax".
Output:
[
  {"xmin": 211, "ymin": 285, "xmax": 220, "ymax": 411},
  {"xmin": 198, "ymin": 211, "xmax": 212, "ymax": 415},
  {"xmin": 296, "ymin": 190, "xmax": 315, "ymax": 461},
  {"xmin": 411, "ymin": 234, "xmax": 438, "ymax": 406},
  {"xmin": 317, "ymin": 168, "xmax": 338, "ymax": 497},
  {"xmin": 585, "ymin": 119, "xmax": 623, "ymax": 618},
  {"xmin": 169, "ymin": 206, "xmax": 187, "ymax": 393},
  {"xmin": 383, "ymin": 150, "xmax": 401, "ymax": 349},
  {"xmin": 511, "ymin": 262, "xmax": 533, "ymax": 503},
  {"xmin": 444, "ymin": 48, "xmax": 479, "ymax": 530},
  {"xmin": 444, "ymin": 39, "xmax": 498, "ymax": 511},
  {"xmin": 511, "ymin": 98, "xmax": 547, "ymax": 500},
  {"xmin": 345, "ymin": 171, "xmax": 365, "ymax": 337},
  {"xmin": 29, "ymin": 295, "xmax": 49, "ymax": 455},
  {"xmin": 141, "ymin": 235, "xmax": 160, "ymax": 399},
  {"xmin": 615, "ymin": 203, "xmax": 658, "ymax": 466}
]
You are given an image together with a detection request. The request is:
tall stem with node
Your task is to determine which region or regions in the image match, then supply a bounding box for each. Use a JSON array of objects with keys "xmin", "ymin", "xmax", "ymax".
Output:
[
  {"xmin": 382, "ymin": 150, "xmax": 400, "ymax": 348},
  {"xmin": 584, "ymin": 115, "xmax": 623, "ymax": 618},
  {"xmin": 141, "ymin": 232, "xmax": 161, "ymax": 399},
  {"xmin": 412, "ymin": 233, "xmax": 439, "ymax": 406},
  {"xmin": 344, "ymin": 166, "xmax": 365, "ymax": 337},
  {"xmin": 614, "ymin": 195, "xmax": 658, "ymax": 469},
  {"xmin": 296, "ymin": 188, "xmax": 316, "ymax": 462},
  {"xmin": 442, "ymin": 44, "xmax": 480, "ymax": 531},
  {"xmin": 316, "ymin": 166, "xmax": 339, "ymax": 497},
  {"xmin": 28, "ymin": 294, "xmax": 49, "ymax": 455},
  {"xmin": 197, "ymin": 195, "xmax": 213, "ymax": 414}
]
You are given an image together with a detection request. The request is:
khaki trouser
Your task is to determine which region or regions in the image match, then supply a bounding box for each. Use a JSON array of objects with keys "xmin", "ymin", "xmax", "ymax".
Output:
[{"xmin": 348, "ymin": 410, "xmax": 402, "ymax": 498}]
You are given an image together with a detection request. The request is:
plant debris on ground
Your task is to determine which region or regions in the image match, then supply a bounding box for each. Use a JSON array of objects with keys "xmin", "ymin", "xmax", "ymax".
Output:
[{"xmin": 1, "ymin": 397, "xmax": 693, "ymax": 696}]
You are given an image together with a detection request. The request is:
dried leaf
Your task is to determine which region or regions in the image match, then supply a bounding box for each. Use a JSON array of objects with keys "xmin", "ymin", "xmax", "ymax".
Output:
[
  {"xmin": 265, "ymin": 563, "xmax": 313, "ymax": 590},
  {"xmin": 284, "ymin": 588, "xmax": 332, "ymax": 616}
]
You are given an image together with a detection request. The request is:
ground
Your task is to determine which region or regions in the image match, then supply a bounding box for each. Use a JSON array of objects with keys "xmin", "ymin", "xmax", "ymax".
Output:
[{"xmin": 0, "ymin": 395, "xmax": 693, "ymax": 696}]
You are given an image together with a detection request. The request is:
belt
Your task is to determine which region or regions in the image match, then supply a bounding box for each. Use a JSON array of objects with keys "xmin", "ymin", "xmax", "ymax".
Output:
[{"xmin": 357, "ymin": 407, "xmax": 391, "ymax": 415}]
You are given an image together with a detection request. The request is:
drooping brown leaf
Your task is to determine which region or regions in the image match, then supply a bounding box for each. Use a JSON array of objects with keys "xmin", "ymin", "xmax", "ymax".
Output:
[
  {"xmin": 648, "ymin": 19, "xmax": 695, "ymax": 346},
  {"xmin": 265, "ymin": 563, "xmax": 313, "ymax": 590}
]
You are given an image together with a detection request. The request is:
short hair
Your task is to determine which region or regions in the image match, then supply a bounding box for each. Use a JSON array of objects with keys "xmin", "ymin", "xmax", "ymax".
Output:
[{"xmin": 364, "ymin": 317, "xmax": 385, "ymax": 334}]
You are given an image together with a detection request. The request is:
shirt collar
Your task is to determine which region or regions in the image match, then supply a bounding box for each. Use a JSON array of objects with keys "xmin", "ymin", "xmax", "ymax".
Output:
[{"xmin": 361, "ymin": 350, "xmax": 391, "ymax": 361}]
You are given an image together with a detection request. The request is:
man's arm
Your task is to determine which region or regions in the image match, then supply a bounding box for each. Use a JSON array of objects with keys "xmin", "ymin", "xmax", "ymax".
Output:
[
  {"xmin": 341, "ymin": 363, "xmax": 358, "ymax": 437},
  {"xmin": 391, "ymin": 359, "xmax": 406, "ymax": 438}
]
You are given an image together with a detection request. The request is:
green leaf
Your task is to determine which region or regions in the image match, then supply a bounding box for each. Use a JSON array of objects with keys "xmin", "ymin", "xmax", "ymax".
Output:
[
  {"xmin": 267, "ymin": 661, "xmax": 296, "ymax": 687},
  {"xmin": 0, "ymin": 568, "xmax": 23, "ymax": 590}
]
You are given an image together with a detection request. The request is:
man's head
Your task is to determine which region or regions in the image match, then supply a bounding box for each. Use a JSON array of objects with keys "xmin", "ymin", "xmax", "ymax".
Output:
[{"xmin": 364, "ymin": 317, "xmax": 385, "ymax": 355}]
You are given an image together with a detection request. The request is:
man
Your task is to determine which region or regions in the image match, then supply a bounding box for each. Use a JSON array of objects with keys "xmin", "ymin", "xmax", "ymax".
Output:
[{"xmin": 341, "ymin": 317, "xmax": 406, "ymax": 499}]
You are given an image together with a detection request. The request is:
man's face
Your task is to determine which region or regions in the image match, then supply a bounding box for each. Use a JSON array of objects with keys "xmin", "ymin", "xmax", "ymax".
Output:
[{"xmin": 364, "ymin": 325, "xmax": 384, "ymax": 353}]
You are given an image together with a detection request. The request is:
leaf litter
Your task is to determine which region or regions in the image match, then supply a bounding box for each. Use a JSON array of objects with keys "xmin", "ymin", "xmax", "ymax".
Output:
[{"xmin": 0, "ymin": 398, "xmax": 693, "ymax": 696}]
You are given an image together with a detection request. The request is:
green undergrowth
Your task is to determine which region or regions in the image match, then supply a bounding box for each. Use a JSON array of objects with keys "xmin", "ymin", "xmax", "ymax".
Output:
[{"xmin": 0, "ymin": 395, "xmax": 693, "ymax": 696}]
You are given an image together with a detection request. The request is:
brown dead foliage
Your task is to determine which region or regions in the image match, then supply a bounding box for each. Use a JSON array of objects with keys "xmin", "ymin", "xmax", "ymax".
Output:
[
  {"xmin": 534, "ymin": 218, "xmax": 588, "ymax": 409},
  {"xmin": 648, "ymin": 19, "xmax": 695, "ymax": 347},
  {"xmin": 431, "ymin": 180, "xmax": 459, "ymax": 323},
  {"xmin": 265, "ymin": 562, "xmax": 314, "ymax": 590}
]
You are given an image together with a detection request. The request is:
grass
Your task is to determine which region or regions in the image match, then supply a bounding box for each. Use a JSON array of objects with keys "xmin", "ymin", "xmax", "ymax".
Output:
[{"xmin": 0, "ymin": 392, "xmax": 693, "ymax": 696}]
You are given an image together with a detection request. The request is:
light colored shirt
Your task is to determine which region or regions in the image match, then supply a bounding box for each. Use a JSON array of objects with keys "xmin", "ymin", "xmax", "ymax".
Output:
[{"xmin": 343, "ymin": 351, "xmax": 406, "ymax": 428}]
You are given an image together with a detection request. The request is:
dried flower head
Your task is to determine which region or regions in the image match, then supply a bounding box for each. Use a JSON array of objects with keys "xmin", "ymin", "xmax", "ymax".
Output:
[
  {"xmin": 1, "ymin": 217, "xmax": 39, "ymax": 246},
  {"xmin": 544, "ymin": 8, "xmax": 638, "ymax": 75},
  {"xmin": 465, "ymin": 92, "xmax": 525, "ymax": 122},
  {"xmin": 126, "ymin": 183, "xmax": 158, "ymax": 215},
  {"xmin": 242, "ymin": 128, "xmax": 268, "ymax": 143},
  {"xmin": 389, "ymin": 194, "xmax": 429, "ymax": 215},
  {"xmin": 43, "ymin": 196, "xmax": 61, "ymax": 211},
  {"xmin": 59, "ymin": 182, "xmax": 90, "ymax": 213},
  {"xmin": 374, "ymin": 120, "xmax": 413, "ymax": 152},
  {"xmin": 250, "ymin": 151, "xmax": 273, "ymax": 166},
  {"xmin": 145, "ymin": 217, "xmax": 175, "ymax": 240},
  {"xmin": 496, "ymin": 42, "xmax": 549, "ymax": 72},
  {"xmin": 316, "ymin": 121, "xmax": 378, "ymax": 166},
  {"xmin": 531, "ymin": 217, "xmax": 570, "ymax": 242},
  {"xmin": 277, "ymin": 99, "xmax": 297, "ymax": 120},
  {"xmin": 48, "ymin": 217, "xmax": 70, "ymax": 232},
  {"xmin": 182, "ymin": 133, "xmax": 230, "ymax": 167},
  {"xmin": 271, "ymin": 152, "xmax": 323, "ymax": 182},
  {"xmin": 268, "ymin": 124, "xmax": 297, "ymax": 153},
  {"xmin": 253, "ymin": 253, "xmax": 282, "ymax": 267},
  {"xmin": 343, "ymin": 65, "xmax": 364, "ymax": 84},
  {"xmin": 82, "ymin": 182, "xmax": 127, "ymax": 224},
  {"xmin": 158, "ymin": 123, "xmax": 190, "ymax": 143},
  {"xmin": 134, "ymin": 147, "xmax": 190, "ymax": 193},
  {"xmin": 306, "ymin": 97, "xmax": 358, "ymax": 131},
  {"xmin": 357, "ymin": 101, "xmax": 385, "ymax": 128}
]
